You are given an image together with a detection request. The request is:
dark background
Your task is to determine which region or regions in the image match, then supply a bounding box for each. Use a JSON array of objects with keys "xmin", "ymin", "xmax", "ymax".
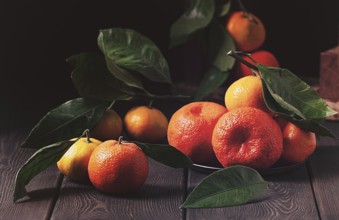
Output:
[{"xmin": 0, "ymin": 0, "xmax": 338, "ymax": 122}]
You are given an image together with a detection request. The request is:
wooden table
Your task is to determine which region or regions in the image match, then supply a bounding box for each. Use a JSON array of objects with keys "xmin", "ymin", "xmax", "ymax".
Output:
[{"xmin": 1, "ymin": 114, "xmax": 339, "ymax": 220}]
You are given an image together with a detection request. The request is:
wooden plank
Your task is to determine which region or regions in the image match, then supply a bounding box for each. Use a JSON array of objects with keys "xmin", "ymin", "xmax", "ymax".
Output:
[
  {"xmin": 51, "ymin": 159, "xmax": 186, "ymax": 220},
  {"xmin": 308, "ymin": 121, "xmax": 339, "ymax": 220},
  {"xmin": 186, "ymin": 165, "xmax": 319, "ymax": 220},
  {"xmin": 0, "ymin": 126, "xmax": 62, "ymax": 220}
]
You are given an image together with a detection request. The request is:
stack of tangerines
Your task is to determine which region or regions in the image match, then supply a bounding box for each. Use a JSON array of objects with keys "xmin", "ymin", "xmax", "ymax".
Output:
[
  {"xmin": 168, "ymin": 77, "xmax": 316, "ymax": 169},
  {"xmin": 57, "ymin": 104, "xmax": 169, "ymax": 195},
  {"xmin": 226, "ymin": 10, "xmax": 280, "ymax": 79}
]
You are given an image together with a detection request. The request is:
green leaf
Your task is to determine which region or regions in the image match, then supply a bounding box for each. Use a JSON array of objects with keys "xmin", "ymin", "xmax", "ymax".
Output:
[
  {"xmin": 216, "ymin": 0, "xmax": 232, "ymax": 17},
  {"xmin": 193, "ymin": 19, "xmax": 235, "ymax": 101},
  {"xmin": 132, "ymin": 141, "xmax": 193, "ymax": 168},
  {"xmin": 259, "ymin": 65, "xmax": 337, "ymax": 119},
  {"xmin": 104, "ymin": 56, "xmax": 147, "ymax": 92},
  {"xmin": 207, "ymin": 19, "xmax": 236, "ymax": 71},
  {"xmin": 21, "ymin": 98, "xmax": 111, "ymax": 149},
  {"xmin": 181, "ymin": 166, "xmax": 268, "ymax": 208},
  {"xmin": 68, "ymin": 52, "xmax": 135, "ymax": 101},
  {"xmin": 261, "ymin": 78, "xmax": 296, "ymax": 117},
  {"xmin": 14, "ymin": 140, "xmax": 75, "ymax": 202},
  {"xmin": 169, "ymin": 0, "xmax": 215, "ymax": 48},
  {"xmin": 98, "ymin": 28, "xmax": 171, "ymax": 83},
  {"xmin": 194, "ymin": 66, "xmax": 230, "ymax": 101},
  {"xmin": 262, "ymin": 78, "xmax": 335, "ymax": 137}
]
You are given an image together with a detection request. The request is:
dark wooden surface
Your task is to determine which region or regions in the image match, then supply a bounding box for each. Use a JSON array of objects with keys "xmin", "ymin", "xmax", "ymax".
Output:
[{"xmin": 1, "ymin": 119, "xmax": 339, "ymax": 220}]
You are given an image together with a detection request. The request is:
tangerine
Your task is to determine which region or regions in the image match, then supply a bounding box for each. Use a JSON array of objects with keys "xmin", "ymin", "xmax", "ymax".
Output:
[
  {"xmin": 212, "ymin": 107, "xmax": 283, "ymax": 169},
  {"xmin": 88, "ymin": 139, "xmax": 149, "ymax": 195},
  {"xmin": 91, "ymin": 109, "xmax": 123, "ymax": 141},
  {"xmin": 167, "ymin": 102, "xmax": 227, "ymax": 164},
  {"xmin": 57, "ymin": 137, "xmax": 102, "ymax": 182},
  {"xmin": 124, "ymin": 105, "xmax": 168, "ymax": 143},
  {"xmin": 236, "ymin": 50, "xmax": 280, "ymax": 78},
  {"xmin": 226, "ymin": 11, "xmax": 266, "ymax": 52},
  {"xmin": 225, "ymin": 75, "xmax": 270, "ymax": 113},
  {"xmin": 280, "ymin": 122, "xmax": 317, "ymax": 164}
]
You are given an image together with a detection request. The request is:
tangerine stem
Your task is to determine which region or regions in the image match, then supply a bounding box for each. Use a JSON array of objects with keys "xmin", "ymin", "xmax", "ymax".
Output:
[
  {"xmin": 227, "ymin": 50, "xmax": 259, "ymax": 71},
  {"xmin": 84, "ymin": 129, "xmax": 91, "ymax": 143},
  {"xmin": 148, "ymin": 100, "xmax": 154, "ymax": 109},
  {"xmin": 236, "ymin": 0, "xmax": 248, "ymax": 13},
  {"xmin": 118, "ymin": 136, "xmax": 123, "ymax": 144},
  {"xmin": 107, "ymin": 101, "xmax": 115, "ymax": 110}
]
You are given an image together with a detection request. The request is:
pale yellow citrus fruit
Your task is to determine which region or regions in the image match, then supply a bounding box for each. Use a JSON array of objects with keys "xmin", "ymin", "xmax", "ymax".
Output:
[{"xmin": 57, "ymin": 137, "xmax": 101, "ymax": 182}]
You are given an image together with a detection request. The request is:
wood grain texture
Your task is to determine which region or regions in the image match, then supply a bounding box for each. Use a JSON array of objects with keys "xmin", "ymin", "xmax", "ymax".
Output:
[
  {"xmin": 51, "ymin": 159, "xmax": 186, "ymax": 220},
  {"xmin": 186, "ymin": 165, "xmax": 319, "ymax": 220},
  {"xmin": 0, "ymin": 126, "xmax": 62, "ymax": 220},
  {"xmin": 309, "ymin": 121, "xmax": 339, "ymax": 220}
]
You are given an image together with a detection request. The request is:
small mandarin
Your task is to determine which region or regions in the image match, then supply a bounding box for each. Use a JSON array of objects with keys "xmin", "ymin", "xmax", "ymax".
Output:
[
  {"xmin": 57, "ymin": 137, "xmax": 102, "ymax": 183},
  {"xmin": 236, "ymin": 50, "xmax": 280, "ymax": 78},
  {"xmin": 226, "ymin": 11, "xmax": 266, "ymax": 52},
  {"xmin": 280, "ymin": 122, "xmax": 317, "ymax": 164},
  {"xmin": 167, "ymin": 102, "xmax": 227, "ymax": 165},
  {"xmin": 91, "ymin": 109, "xmax": 123, "ymax": 141},
  {"xmin": 212, "ymin": 107, "xmax": 283, "ymax": 169},
  {"xmin": 124, "ymin": 105, "xmax": 168, "ymax": 143},
  {"xmin": 225, "ymin": 75, "xmax": 270, "ymax": 114},
  {"xmin": 88, "ymin": 139, "xmax": 149, "ymax": 195}
]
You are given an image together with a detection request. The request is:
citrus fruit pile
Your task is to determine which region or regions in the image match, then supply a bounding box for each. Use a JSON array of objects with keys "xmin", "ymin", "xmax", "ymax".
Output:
[
  {"xmin": 168, "ymin": 75, "xmax": 317, "ymax": 169},
  {"xmin": 57, "ymin": 103, "xmax": 169, "ymax": 195}
]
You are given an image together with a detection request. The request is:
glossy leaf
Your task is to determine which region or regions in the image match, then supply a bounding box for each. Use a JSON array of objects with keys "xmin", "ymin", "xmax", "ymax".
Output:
[
  {"xmin": 14, "ymin": 140, "xmax": 75, "ymax": 202},
  {"xmin": 194, "ymin": 19, "xmax": 235, "ymax": 101},
  {"xmin": 132, "ymin": 141, "xmax": 193, "ymax": 168},
  {"xmin": 207, "ymin": 19, "xmax": 235, "ymax": 72},
  {"xmin": 169, "ymin": 0, "xmax": 215, "ymax": 48},
  {"xmin": 68, "ymin": 52, "xmax": 135, "ymax": 101},
  {"xmin": 258, "ymin": 65, "xmax": 337, "ymax": 119},
  {"xmin": 181, "ymin": 166, "xmax": 268, "ymax": 208},
  {"xmin": 21, "ymin": 98, "xmax": 111, "ymax": 149},
  {"xmin": 194, "ymin": 66, "xmax": 230, "ymax": 101},
  {"xmin": 261, "ymin": 78, "xmax": 297, "ymax": 117},
  {"xmin": 262, "ymin": 79, "xmax": 335, "ymax": 137},
  {"xmin": 98, "ymin": 28, "xmax": 171, "ymax": 83}
]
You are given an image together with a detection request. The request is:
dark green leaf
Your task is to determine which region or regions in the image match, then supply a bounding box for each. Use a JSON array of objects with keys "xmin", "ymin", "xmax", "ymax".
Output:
[
  {"xmin": 98, "ymin": 32, "xmax": 145, "ymax": 91},
  {"xmin": 207, "ymin": 19, "xmax": 236, "ymax": 71},
  {"xmin": 14, "ymin": 140, "xmax": 75, "ymax": 202},
  {"xmin": 21, "ymin": 98, "xmax": 111, "ymax": 149},
  {"xmin": 259, "ymin": 65, "xmax": 337, "ymax": 119},
  {"xmin": 216, "ymin": 0, "xmax": 232, "ymax": 17},
  {"xmin": 169, "ymin": 0, "xmax": 215, "ymax": 48},
  {"xmin": 193, "ymin": 19, "xmax": 235, "ymax": 101},
  {"xmin": 261, "ymin": 78, "xmax": 296, "ymax": 117},
  {"xmin": 132, "ymin": 141, "xmax": 193, "ymax": 168},
  {"xmin": 181, "ymin": 166, "xmax": 268, "ymax": 208},
  {"xmin": 262, "ymin": 78, "xmax": 335, "ymax": 137},
  {"xmin": 68, "ymin": 52, "xmax": 135, "ymax": 101},
  {"xmin": 98, "ymin": 28, "xmax": 171, "ymax": 83},
  {"xmin": 194, "ymin": 66, "xmax": 230, "ymax": 101},
  {"xmin": 104, "ymin": 56, "xmax": 148, "ymax": 92}
]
